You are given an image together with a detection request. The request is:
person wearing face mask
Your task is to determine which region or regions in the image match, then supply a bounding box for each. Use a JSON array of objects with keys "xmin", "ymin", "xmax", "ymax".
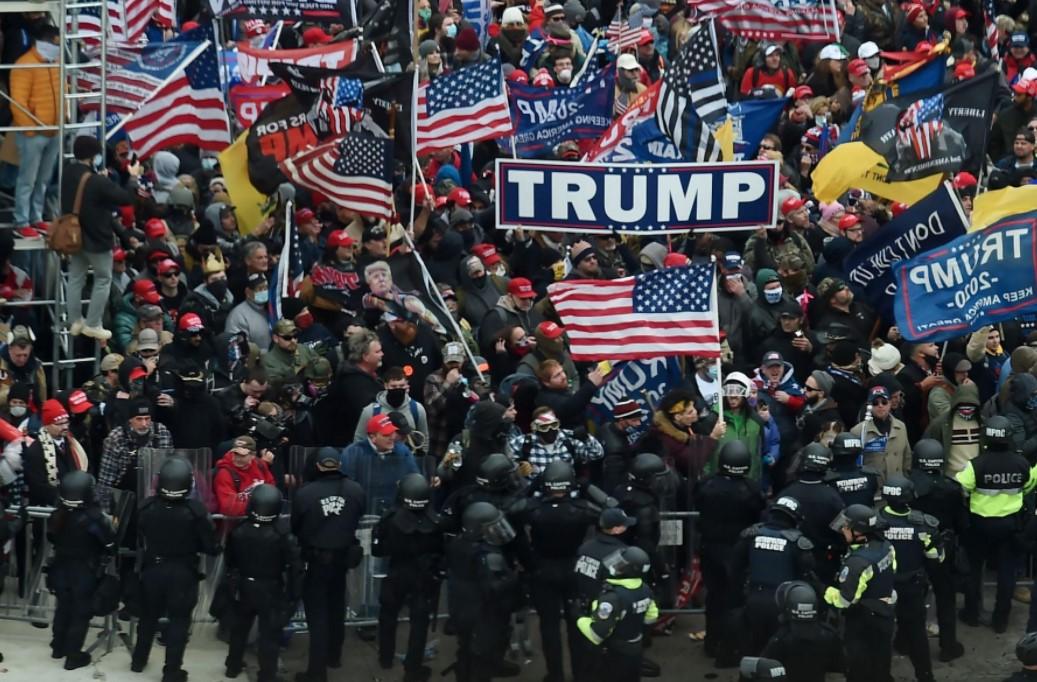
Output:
[
  {"xmin": 478, "ymin": 276, "xmax": 545, "ymax": 355},
  {"xmin": 154, "ymin": 363, "xmax": 226, "ymax": 452},
  {"xmin": 436, "ymin": 14, "xmax": 459, "ymax": 58},
  {"xmin": 353, "ymin": 366, "xmax": 430, "ymax": 452},
  {"xmin": 494, "ymin": 6, "xmax": 528, "ymax": 67},
  {"xmin": 23, "ymin": 400, "xmax": 90, "ymax": 507},
  {"xmin": 459, "ymin": 251, "xmax": 509, "ymax": 327},
  {"xmin": 922, "ymin": 378, "xmax": 981, "ymax": 476},
  {"xmin": 225, "ymin": 273, "xmax": 273, "ymax": 352},
  {"xmin": 159, "ymin": 312, "xmax": 218, "ymax": 377},
  {"xmin": 96, "ymin": 400, "xmax": 174, "ymax": 506},
  {"xmin": 1, "ymin": 382, "xmax": 38, "ymax": 434},
  {"xmin": 614, "ymin": 54, "xmax": 647, "ymax": 118},
  {"xmin": 181, "ymin": 251, "xmax": 235, "ymax": 333},
  {"xmin": 748, "ymin": 269, "xmax": 794, "ymax": 345},
  {"xmin": 508, "ymin": 407, "xmax": 604, "ymax": 478},
  {"xmin": 516, "ymin": 321, "xmax": 581, "ymax": 389}
]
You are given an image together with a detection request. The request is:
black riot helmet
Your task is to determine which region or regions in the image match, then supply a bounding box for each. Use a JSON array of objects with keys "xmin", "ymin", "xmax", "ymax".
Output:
[
  {"xmin": 767, "ymin": 496, "xmax": 803, "ymax": 525},
  {"xmin": 476, "ymin": 453, "xmax": 519, "ymax": 491},
  {"xmin": 830, "ymin": 432, "xmax": 863, "ymax": 460},
  {"xmin": 398, "ymin": 473, "xmax": 431, "ymax": 511},
  {"xmin": 1017, "ymin": 632, "xmax": 1037, "ymax": 666},
  {"xmin": 461, "ymin": 501, "xmax": 516, "ymax": 546},
  {"xmin": 775, "ymin": 580, "xmax": 818, "ymax": 622},
  {"xmin": 983, "ymin": 415, "xmax": 1013, "ymax": 449},
  {"xmin": 739, "ymin": 657, "xmax": 787, "ymax": 681},
  {"xmin": 248, "ymin": 484, "xmax": 282, "ymax": 522},
  {"xmin": 718, "ymin": 440, "xmax": 752, "ymax": 477},
  {"xmin": 157, "ymin": 456, "xmax": 194, "ymax": 500},
  {"xmin": 602, "ymin": 545, "xmax": 651, "ymax": 579},
  {"xmin": 58, "ymin": 470, "xmax": 96, "ymax": 508},
  {"xmin": 881, "ymin": 474, "xmax": 915, "ymax": 509},
  {"xmin": 830, "ymin": 503, "xmax": 884, "ymax": 536},
  {"xmin": 912, "ymin": 438, "xmax": 945, "ymax": 472},
  {"xmin": 630, "ymin": 453, "xmax": 666, "ymax": 485},
  {"xmin": 798, "ymin": 443, "xmax": 833, "ymax": 474},
  {"xmin": 542, "ymin": 460, "xmax": 575, "ymax": 494}
]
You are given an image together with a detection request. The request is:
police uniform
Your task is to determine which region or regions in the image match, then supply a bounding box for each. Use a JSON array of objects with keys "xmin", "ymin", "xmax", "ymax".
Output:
[
  {"xmin": 291, "ymin": 462, "xmax": 366, "ymax": 682},
  {"xmin": 576, "ymin": 575, "xmax": 659, "ymax": 682},
  {"xmin": 777, "ymin": 477, "xmax": 846, "ymax": 584},
  {"xmin": 133, "ymin": 494, "xmax": 219, "ymax": 680},
  {"xmin": 879, "ymin": 504, "xmax": 942, "ymax": 682},
  {"xmin": 827, "ymin": 464, "xmax": 881, "ymax": 507},
  {"xmin": 956, "ymin": 418, "xmax": 1037, "ymax": 631},
  {"xmin": 824, "ymin": 537, "xmax": 897, "ymax": 682}
]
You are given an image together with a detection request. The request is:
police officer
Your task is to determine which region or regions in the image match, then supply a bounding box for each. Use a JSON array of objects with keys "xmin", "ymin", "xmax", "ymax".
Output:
[
  {"xmin": 825, "ymin": 504, "xmax": 897, "ymax": 682},
  {"xmin": 908, "ymin": 438, "xmax": 967, "ymax": 662},
  {"xmin": 446, "ymin": 501, "xmax": 521, "ymax": 682},
  {"xmin": 826, "ymin": 432, "xmax": 881, "ymax": 507},
  {"xmin": 372, "ymin": 473, "xmax": 444, "ymax": 682},
  {"xmin": 48, "ymin": 471, "xmax": 115, "ymax": 671},
  {"xmin": 576, "ymin": 546, "xmax": 659, "ymax": 682},
  {"xmin": 956, "ymin": 415, "xmax": 1037, "ymax": 632},
  {"xmin": 613, "ymin": 453, "xmax": 666, "ymax": 580},
  {"xmin": 730, "ymin": 496, "xmax": 815, "ymax": 657},
  {"xmin": 778, "ymin": 443, "xmax": 846, "ymax": 583},
  {"xmin": 739, "ymin": 657, "xmax": 788, "ymax": 681},
  {"xmin": 760, "ymin": 581, "xmax": 844, "ymax": 682},
  {"xmin": 878, "ymin": 475, "xmax": 942, "ymax": 682},
  {"xmin": 132, "ymin": 457, "xmax": 219, "ymax": 682},
  {"xmin": 224, "ymin": 484, "xmax": 302, "ymax": 682},
  {"xmin": 692, "ymin": 440, "xmax": 766, "ymax": 659},
  {"xmin": 1007, "ymin": 632, "xmax": 1037, "ymax": 681},
  {"xmin": 291, "ymin": 448, "xmax": 366, "ymax": 682},
  {"xmin": 520, "ymin": 461, "xmax": 601, "ymax": 682}
]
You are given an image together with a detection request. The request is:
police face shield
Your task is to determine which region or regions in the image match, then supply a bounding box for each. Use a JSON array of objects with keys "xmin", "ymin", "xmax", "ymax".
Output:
[
  {"xmin": 602, "ymin": 548, "xmax": 647, "ymax": 578},
  {"xmin": 829, "ymin": 509, "xmax": 852, "ymax": 534},
  {"xmin": 482, "ymin": 515, "xmax": 517, "ymax": 546}
]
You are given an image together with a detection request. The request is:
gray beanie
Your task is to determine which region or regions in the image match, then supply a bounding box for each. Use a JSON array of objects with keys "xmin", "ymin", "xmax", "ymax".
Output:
[
  {"xmin": 563, "ymin": 0, "xmax": 586, "ymax": 23},
  {"xmin": 419, "ymin": 39, "xmax": 439, "ymax": 58},
  {"xmin": 810, "ymin": 370, "xmax": 834, "ymax": 396}
]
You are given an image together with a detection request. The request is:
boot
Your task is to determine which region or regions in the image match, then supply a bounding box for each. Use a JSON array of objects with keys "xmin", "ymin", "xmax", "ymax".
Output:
[
  {"xmin": 939, "ymin": 641, "xmax": 965, "ymax": 662},
  {"xmin": 64, "ymin": 652, "xmax": 91, "ymax": 670},
  {"xmin": 161, "ymin": 667, "xmax": 188, "ymax": 682},
  {"xmin": 404, "ymin": 665, "xmax": 433, "ymax": 682}
]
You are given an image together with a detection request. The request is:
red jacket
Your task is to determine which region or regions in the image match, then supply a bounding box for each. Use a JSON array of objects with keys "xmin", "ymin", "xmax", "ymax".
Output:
[
  {"xmin": 740, "ymin": 66, "xmax": 798, "ymax": 96},
  {"xmin": 213, "ymin": 452, "xmax": 275, "ymax": 517}
]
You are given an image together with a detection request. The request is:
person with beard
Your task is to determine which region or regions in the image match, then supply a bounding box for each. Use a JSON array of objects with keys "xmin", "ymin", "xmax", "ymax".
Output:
[
  {"xmin": 516, "ymin": 320, "xmax": 580, "ymax": 387},
  {"xmin": 304, "ymin": 229, "xmax": 363, "ymax": 336},
  {"xmin": 797, "ymin": 371, "xmax": 841, "ymax": 445},
  {"xmin": 564, "ymin": 241, "xmax": 603, "ymax": 281},
  {"xmin": 213, "ymin": 435, "xmax": 277, "ymax": 517},
  {"xmin": 850, "ymin": 385, "xmax": 911, "ymax": 484},
  {"xmin": 23, "ymin": 400, "xmax": 90, "ymax": 507},
  {"xmin": 534, "ymin": 359, "xmax": 604, "ymax": 430},
  {"xmin": 155, "ymin": 362, "xmax": 225, "ymax": 452},
  {"xmin": 823, "ymin": 340, "xmax": 866, "ymax": 435},
  {"xmin": 776, "ymin": 253, "xmax": 811, "ymax": 300},
  {"xmin": 158, "ymin": 311, "xmax": 217, "ymax": 375},
  {"xmin": 641, "ymin": 389, "xmax": 725, "ymax": 486},
  {"xmin": 424, "ymin": 343, "xmax": 479, "ymax": 459},
  {"xmin": 377, "ymin": 310, "xmax": 443, "ymax": 399},
  {"xmin": 743, "ymin": 199, "xmax": 816, "ymax": 275},
  {"xmin": 261, "ymin": 318, "xmax": 320, "ymax": 393},
  {"xmin": 354, "ymin": 366, "xmax": 430, "ymax": 449},
  {"xmin": 327, "ymin": 329, "xmax": 384, "ymax": 446},
  {"xmin": 614, "ymin": 54, "xmax": 647, "ymax": 117},
  {"xmin": 897, "ymin": 342, "xmax": 944, "ymax": 443},
  {"xmin": 760, "ymin": 300, "xmax": 820, "ymax": 383},
  {"xmin": 479, "ymin": 277, "xmax": 545, "ymax": 355},
  {"xmin": 812, "ymin": 278, "xmax": 876, "ymax": 342},
  {"xmin": 592, "ymin": 233, "xmax": 639, "ymax": 278},
  {"xmin": 458, "ymin": 253, "xmax": 509, "ymax": 329},
  {"xmin": 96, "ymin": 400, "xmax": 173, "ymax": 506}
]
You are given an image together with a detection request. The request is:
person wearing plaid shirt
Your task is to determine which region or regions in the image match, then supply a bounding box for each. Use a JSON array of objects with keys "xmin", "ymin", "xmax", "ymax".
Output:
[
  {"xmin": 508, "ymin": 407, "xmax": 604, "ymax": 476},
  {"xmin": 97, "ymin": 400, "xmax": 174, "ymax": 505}
]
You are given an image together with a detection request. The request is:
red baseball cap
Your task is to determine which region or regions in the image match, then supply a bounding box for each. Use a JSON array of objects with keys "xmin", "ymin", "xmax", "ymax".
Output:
[
  {"xmin": 145, "ymin": 218, "xmax": 166, "ymax": 240},
  {"xmin": 471, "ymin": 243, "xmax": 501, "ymax": 265},
  {"xmin": 157, "ymin": 258, "xmax": 179, "ymax": 275},
  {"xmin": 180, "ymin": 20, "xmax": 200, "ymax": 32},
  {"xmin": 848, "ymin": 58, "xmax": 870, "ymax": 77},
  {"xmin": 128, "ymin": 366, "xmax": 148, "ymax": 382},
  {"xmin": 67, "ymin": 389, "xmax": 94, "ymax": 415},
  {"xmin": 891, "ymin": 202, "xmax": 910, "ymax": 217},
  {"xmin": 663, "ymin": 252, "xmax": 690, "ymax": 268},
  {"xmin": 507, "ymin": 277, "xmax": 537, "ymax": 299},
  {"xmin": 413, "ymin": 183, "xmax": 432, "ymax": 204},
  {"xmin": 302, "ymin": 27, "xmax": 333, "ymax": 45},
  {"xmin": 954, "ymin": 60, "xmax": 975, "ymax": 79},
  {"xmin": 131, "ymin": 279, "xmax": 160, "ymax": 304},
  {"xmin": 327, "ymin": 230, "xmax": 355, "ymax": 248},
  {"xmin": 947, "ymin": 6, "xmax": 969, "ymax": 20},
  {"xmin": 448, "ymin": 187, "xmax": 472, "ymax": 207},
  {"xmin": 113, "ymin": 248, "xmax": 126, "ymax": 263},
  {"xmin": 953, "ymin": 171, "xmax": 978, "ymax": 189},
  {"xmin": 792, "ymin": 85, "xmax": 814, "ymax": 100},
  {"xmin": 838, "ymin": 214, "xmax": 861, "ymax": 231},
  {"xmin": 781, "ymin": 196, "xmax": 806, "ymax": 216},
  {"xmin": 294, "ymin": 208, "xmax": 316, "ymax": 224},
  {"xmin": 178, "ymin": 312, "xmax": 205, "ymax": 333},
  {"xmin": 366, "ymin": 413, "xmax": 398, "ymax": 436},
  {"xmin": 537, "ymin": 321, "xmax": 564, "ymax": 340}
]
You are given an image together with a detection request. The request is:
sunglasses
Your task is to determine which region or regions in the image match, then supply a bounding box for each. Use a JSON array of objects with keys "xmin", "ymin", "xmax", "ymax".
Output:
[
  {"xmin": 804, "ymin": 385, "xmax": 819, "ymax": 392},
  {"xmin": 871, "ymin": 398, "xmax": 890, "ymax": 406},
  {"xmin": 759, "ymin": 144, "xmax": 776, "ymax": 151},
  {"xmin": 161, "ymin": 271, "xmax": 180, "ymax": 277},
  {"xmin": 280, "ymin": 334, "xmax": 298, "ymax": 341}
]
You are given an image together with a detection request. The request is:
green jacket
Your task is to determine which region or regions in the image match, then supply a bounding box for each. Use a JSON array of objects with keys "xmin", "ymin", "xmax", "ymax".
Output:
[
  {"xmin": 261, "ymin": 343, "xmax": 320, "ymax": 391},
  {"xmin": 705, "ymin": 408, "xmax": 764, "ymax": 482}
]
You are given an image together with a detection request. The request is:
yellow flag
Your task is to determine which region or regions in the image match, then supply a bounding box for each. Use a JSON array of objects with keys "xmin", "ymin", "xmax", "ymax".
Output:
[
  {"xmin": 218, "ymin": 132, "xmax": 270, "ymax": 235},
  {"xmin": 812, "ymin": 142, "xmax": 942, "ymax": 204},
  {"xmin": 714, "ymin": 117, "xmax": 734, "ymax": 162},
  {"xmin": 970, "ymin": 185, "xmax": 1037, "ymax": 232}
]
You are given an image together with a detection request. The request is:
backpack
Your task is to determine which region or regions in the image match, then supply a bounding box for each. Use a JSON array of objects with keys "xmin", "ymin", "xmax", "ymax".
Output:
[
  {"xmin": 372, "ymin": 400, "xmax": 419, "ymax": 425},
  {"xmin": 49, "ymin": 172, "xmax": 90, "ymax": 255}
]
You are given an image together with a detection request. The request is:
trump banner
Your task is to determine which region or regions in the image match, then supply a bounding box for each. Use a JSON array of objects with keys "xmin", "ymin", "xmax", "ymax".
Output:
[
  {"xmin": 843, "ymin": 182, "xmax": 968, "ymax": 321},
  {"xmin": 509, "ymin": 69, "xmax": 614, "ymax": 157},
  {"xmin": 893, "ymin": 210, "xmax": 1037, "ymax": 342},
  {"xmin": 586, "ymin": 357, "xmax": 683, "ymax": 425},
  {"xmin": 495, "ymin": 159, "xmax": 779, "ymax": 234}
]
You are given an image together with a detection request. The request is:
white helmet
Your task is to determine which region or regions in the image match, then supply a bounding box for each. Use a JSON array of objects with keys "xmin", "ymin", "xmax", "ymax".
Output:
[{"xmin": 722, "ymin": 371, "xmax": 753, "ymax": 397}]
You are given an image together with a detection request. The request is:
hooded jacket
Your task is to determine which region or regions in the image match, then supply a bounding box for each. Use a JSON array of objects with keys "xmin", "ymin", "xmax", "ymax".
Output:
[
  {"xmin": 926, "ymin": 351, "xmax": 968, "ymax": 423},
  {"xmin": 923, "ymin": 381, "xmax": 981, "ymax": 475},
  {"xmin": 151, "ymin": 151, "xmax": 180, "ymax": 204},
  {"xmin": 478, "ymin": 295, "xmax": 545, "ymax": 354},
  {"xmin": 1004, "ymin": 372, "xmax": 1037, "ymax": 463},
  {"xmin": 353, "ymin": 389, "xmax": 430, "ymax": 447},
  {"xmin": 213, "ymin": 451, "xmax": 276, "ymax": 517},
  {"xmin": 326, "ymin": 363, "xmax": 383, "ymax": 446},
  {"xmin": 752, "ymin": 362, "xmax": 806, "ymax": 447}
]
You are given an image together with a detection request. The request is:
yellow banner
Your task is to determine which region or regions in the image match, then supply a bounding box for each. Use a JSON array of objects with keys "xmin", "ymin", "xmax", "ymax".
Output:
[
  {"xmin": 812, "ymin": 142, "xmax": 942, "ymax": 204},
  {"xmin": 218, "ymin": 132, "xmax": 270, "ymax": 235},
  {"xmin": 970, "ymin": 185, "xmax": 1037, "ymax": 232}
]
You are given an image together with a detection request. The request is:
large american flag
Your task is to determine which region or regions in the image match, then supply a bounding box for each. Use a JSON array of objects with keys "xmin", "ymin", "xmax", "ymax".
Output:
[
  {"xmin": 280, "ymin": 133, "xmax": 395, "ymax": 220},
  {"xmin": 416, "ymin": 58, "xmax": 513, "ymax": 155},
  {"xmin": 314, "ymin": 76, "xmax": 363, "ymax": 137},
  {"xmin": 655, "ymin": 23, "xmax": 728, "ymax": 161},
  {"xmin": 606, "ymin": 7, "xmax": 643, "ymax": 53},
  {"xmin": 115, "ymin": 27, "xmax": 231, "ymax": 158},
  {"xmin": 897, "ymin": 93, "xmax": 944, "ymax": 160},
  {"xmin": 68, "ymin": 0, "xmax": 167, "ymax": 46},
  {"xmin": 548, "ymin": 265, "xmax": 720, "ymax": 361},
  {"xmin": 982, "ymin": 0, "xmax": 1000, "ymax": 62},
  {"xmin": 686, "ymin": 0, "xmax": 839, "ymax": 42}
]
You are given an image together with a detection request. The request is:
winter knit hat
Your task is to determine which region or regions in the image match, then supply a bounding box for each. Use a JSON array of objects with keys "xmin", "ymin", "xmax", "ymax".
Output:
[
  {"xmin": 809, "ymin": 370, "xmax": 834, "ymax": 395},
  {"xmin": 42, "ymin": 399, "xmax": 68, "ymax": 426}
]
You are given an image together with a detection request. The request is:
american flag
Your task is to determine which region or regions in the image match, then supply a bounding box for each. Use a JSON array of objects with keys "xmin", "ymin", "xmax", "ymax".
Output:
[
  {"xmin": 686, "ymin": 0, "xmax": 839, "ymax": 42},
  {"xmin": 548, "ymin": 265, "xmax": 720, "ymax": 361},
  {"xmin": 416, "ymin": 59, "xmax": 513, "ymax": 155},
  {"xmin": 271, "ymin": 204, "xmax": 305, "ymax": 323},
  {"xmin": 897, "ymin": 93, "xmax": 944, "ymax": 160},
  {"xmin": 655, "ymin": 23, "xmax": 728, "ymax": 161},
  {"xmin": 115, "ymin": 26, "xmax": 231, "ymax": 158},
  {"xmin": 606, "ymin": 7, "xmax": 643, "ymax": 53},
  {"xmin": 982, "ymin": 0, "xmax": 1000, "ymax": 62},
  {"xmin": 69, "ymin": 0, "xmax": 164, "ymax": 45},
  {"xmin": 280, "ymin": 133, "xmax": 395, "ymax": 220},
  {"xmin": 314, "ymin": 77, "xmax": 363, "ymax": 137}
]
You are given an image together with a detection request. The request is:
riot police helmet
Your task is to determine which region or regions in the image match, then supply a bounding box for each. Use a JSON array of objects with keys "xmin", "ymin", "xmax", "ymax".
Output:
[
  {"xmin": 1017, "ymin": 632, "xmax": 1037, "ymax": 666},
  {"xmin": 983, "ymin": 415, "xmax": 1013, "ymax": 449},
  {"xmin": 476, "ymin": 453, "xmax": 519, "ymax": 490},
  {"xmin": 767, "ymin": 496, "xmax": 803, "ymax": 525},
  {"xmin": 830, "ymin": 503, "xmax": 884, "ymax": 536},
  {"xmin": 602, "ymin": 545, "xmax": 651, "ymax": 579},
  {"xmin": 58, "ymin": 470, "xmax": 96, "ymax": 508},
  {"xmin": 718, "ymin": 440, "xmax": 752, "ymax": 477},
  {"xmin": 797, "ymin": 442, "xmax": 833, "ymax": 474},
  {"xmin": 248, "ymin": 484, "xmax": 282, "ymax": 522},
  {"xmin": 912, "ymin": 439, "xmax": 945, "ymax": 472},
  {"xmin": 775, "ymin": 580, "xmax": 818, "ymax": 622},
  {"xmin": 739, "ymin": 657, "xmax": 787, "ymax": 680},
  {"xmin": 830, "ymin": 432, "xmax": 863, "ymax": 461},
  {"xmin": 881, "ymin": 474, "xmax": 915, "ymax": 509},
  {"xmin": 629, "ymin": 453, "xmax": 666, "ymax": 484},
  {"xmin": 542, "ymin": 460, "xmax": 575, "ymax": 494},
  {"xmin": 157, "ymin": 456, "xmax": 194, "ymax": 500},
  {"xmin": 461, "ymin": 501, "xmax": 516, "ymax": 546},
  {"xmin": 398, "ymin": 473, "xmax": 431, "ymax": 511}
]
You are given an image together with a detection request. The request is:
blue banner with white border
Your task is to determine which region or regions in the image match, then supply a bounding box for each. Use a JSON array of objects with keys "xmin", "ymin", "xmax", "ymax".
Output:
[
  {"xmin": 586, "ymin": 357, "xmax": 684, "ymax": 425},
  {"xmin": 509, "ymin": 70, "xmax": 615, "ymax": 158}
]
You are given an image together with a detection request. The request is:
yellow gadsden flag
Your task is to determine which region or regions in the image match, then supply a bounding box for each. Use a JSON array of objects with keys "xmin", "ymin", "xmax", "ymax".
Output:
[
  {"xmin": 218, "ymin": 132, "xmax": 270, "ymax": 235},
  {"xmin": 714, "ymin": 117, "xmax": 735, "ymax": 162},
  {"xmin": 811, "ymin": 142, "xmax": 942, "ymax": 204},
  {"xmin": 970, "ymin": 185, "xmax": 1037, "ymax": 232}
]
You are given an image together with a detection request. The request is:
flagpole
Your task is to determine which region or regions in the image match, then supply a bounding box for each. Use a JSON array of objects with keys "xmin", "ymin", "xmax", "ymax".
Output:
[
  {"xmin": 710, "ymin": 256, "xmax": 724, "ymax": 426},
  {"xmin": 280, "ymin": 199, "xmax": 293, "ymax": 304},
  {"xmin": 830, "ymin": 0, "xmax": 841, "ymax": 41},
  {"xmin": 105, "ymin": 39, "xmax": 212, "ymax": 140}
]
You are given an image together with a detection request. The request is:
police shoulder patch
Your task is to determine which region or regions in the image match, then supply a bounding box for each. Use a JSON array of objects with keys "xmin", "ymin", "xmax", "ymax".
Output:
[
  {"xmin": 596, "ymin": 601, "xmax": 614, "ymax": 619},
  {"xmin": 837, "ymin": 566, "xmax": 849, "ymax": 583}
]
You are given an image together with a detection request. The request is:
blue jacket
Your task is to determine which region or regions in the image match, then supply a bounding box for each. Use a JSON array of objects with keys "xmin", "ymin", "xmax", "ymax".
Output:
[{"xmin": 339, "ymin": 440, "xmax": 418, "ymax": 515}]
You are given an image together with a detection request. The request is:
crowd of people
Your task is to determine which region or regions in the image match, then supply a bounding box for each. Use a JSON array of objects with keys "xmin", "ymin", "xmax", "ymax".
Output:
[{"xmin": 0, "ymin": 0, "xmax": 1036, "ymax": 681}]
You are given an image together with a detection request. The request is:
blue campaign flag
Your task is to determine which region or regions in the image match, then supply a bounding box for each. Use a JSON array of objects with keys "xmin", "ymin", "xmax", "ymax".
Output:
[
  {"xmin": 844, "ymin": 182, "xmax": 968, "ymax": 322},
  {"xmin": 592, "ymin": 117, "xmax": 680, "ymax": 163},
  {"xmin": 509, "ymin": 69, "xmax": 615, "ymax": 157},
  {"xmin": 462, "ymin": 0, "xmax": 492, "ymax": 45},
  {"xmin": 893, "ymin": 210, "xmax": 1037, "ymax": 342},
  {"xmin": 586, "ymin": 357, "xmax": 684, "ymax": 425},
  {"xmin": 838, "ymin": 56, "xmax": 946, "ymax": 144},
  {"xmin": 729, "ymin": 98, "xmax": 785, "ymax": 160}
]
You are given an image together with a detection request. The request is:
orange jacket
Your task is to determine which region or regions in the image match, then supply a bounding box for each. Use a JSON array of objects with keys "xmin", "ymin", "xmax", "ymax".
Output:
[{"xmin": 9, "ymin": 47, "xmax": 60, "ymax": 136}]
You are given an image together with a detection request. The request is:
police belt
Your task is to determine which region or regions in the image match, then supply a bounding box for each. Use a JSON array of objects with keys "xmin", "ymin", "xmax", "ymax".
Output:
[
  {"xmin": 604, "ymin": 634, "xmax": 643, "ymax": 657},
  {"xmin": 144, "ymin": 554, "xmax": 198, "ymax": 567},
  {"xmin": 852, "ymin": 596, "xmax": 896, "ymax": 618},
  {"xmin": 893, "ymin": 568, "xmax": 928, "ymax": 586},
  {"xmin": 974, "ymin": 487, "xmax": 1023, "ymax": 495},
  {"xmin": 302, "ymin": 547, "xmax": 348, "ymax": 563}
]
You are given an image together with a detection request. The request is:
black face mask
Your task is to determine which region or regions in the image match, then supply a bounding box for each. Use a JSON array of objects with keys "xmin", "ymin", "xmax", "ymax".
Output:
[
  {"xmin": 207, "ymin": 279, "xmax": 228, "ymax": 300},
  {"xmin": 471, "ymin": 274, "xmax": 487, "ymax": 288},
  {"xmin": 924, "ymin": 354, "xmax": 939, "ymax": 370},
  {"xmin": 539, "ymin": 428, "xmax": 560, "ymax": 444},
  {"xmin": 386, "ymin": 387, "xmax": 407, "ymax": 408},
  {"xmin": 461, "ymin": 231, "xmax": 476, "ymax": 249},
  {"xmin": 180, "ymin": 380, "xmax": 204, "ymax": 399}
]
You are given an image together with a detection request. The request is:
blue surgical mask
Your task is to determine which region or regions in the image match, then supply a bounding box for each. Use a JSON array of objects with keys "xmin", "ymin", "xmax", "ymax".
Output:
[
  {"xmin": 254, "ymin": 290, "xmax": 269, "ymax": 305},
  {"xmin": 445, "ymin": 23, "xmax": 457, "ymax": 38},
  {"xmin": 201, "ymin": 157, "xmax": 217, "ymax": 171},
  {"xmin": 419, "ymin": 7, "xmax": 432, "ymax": 21},
  {"xmin": 764, "ymin": 287, "xmax": 783, "ymax": 304},
  {"xmin": 92, "ymin": 154, "xmax": 104, "ymax": 171},
  {"xmin": 706, "ymin": 365, "xmax": 718, "ymax": 381}
]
